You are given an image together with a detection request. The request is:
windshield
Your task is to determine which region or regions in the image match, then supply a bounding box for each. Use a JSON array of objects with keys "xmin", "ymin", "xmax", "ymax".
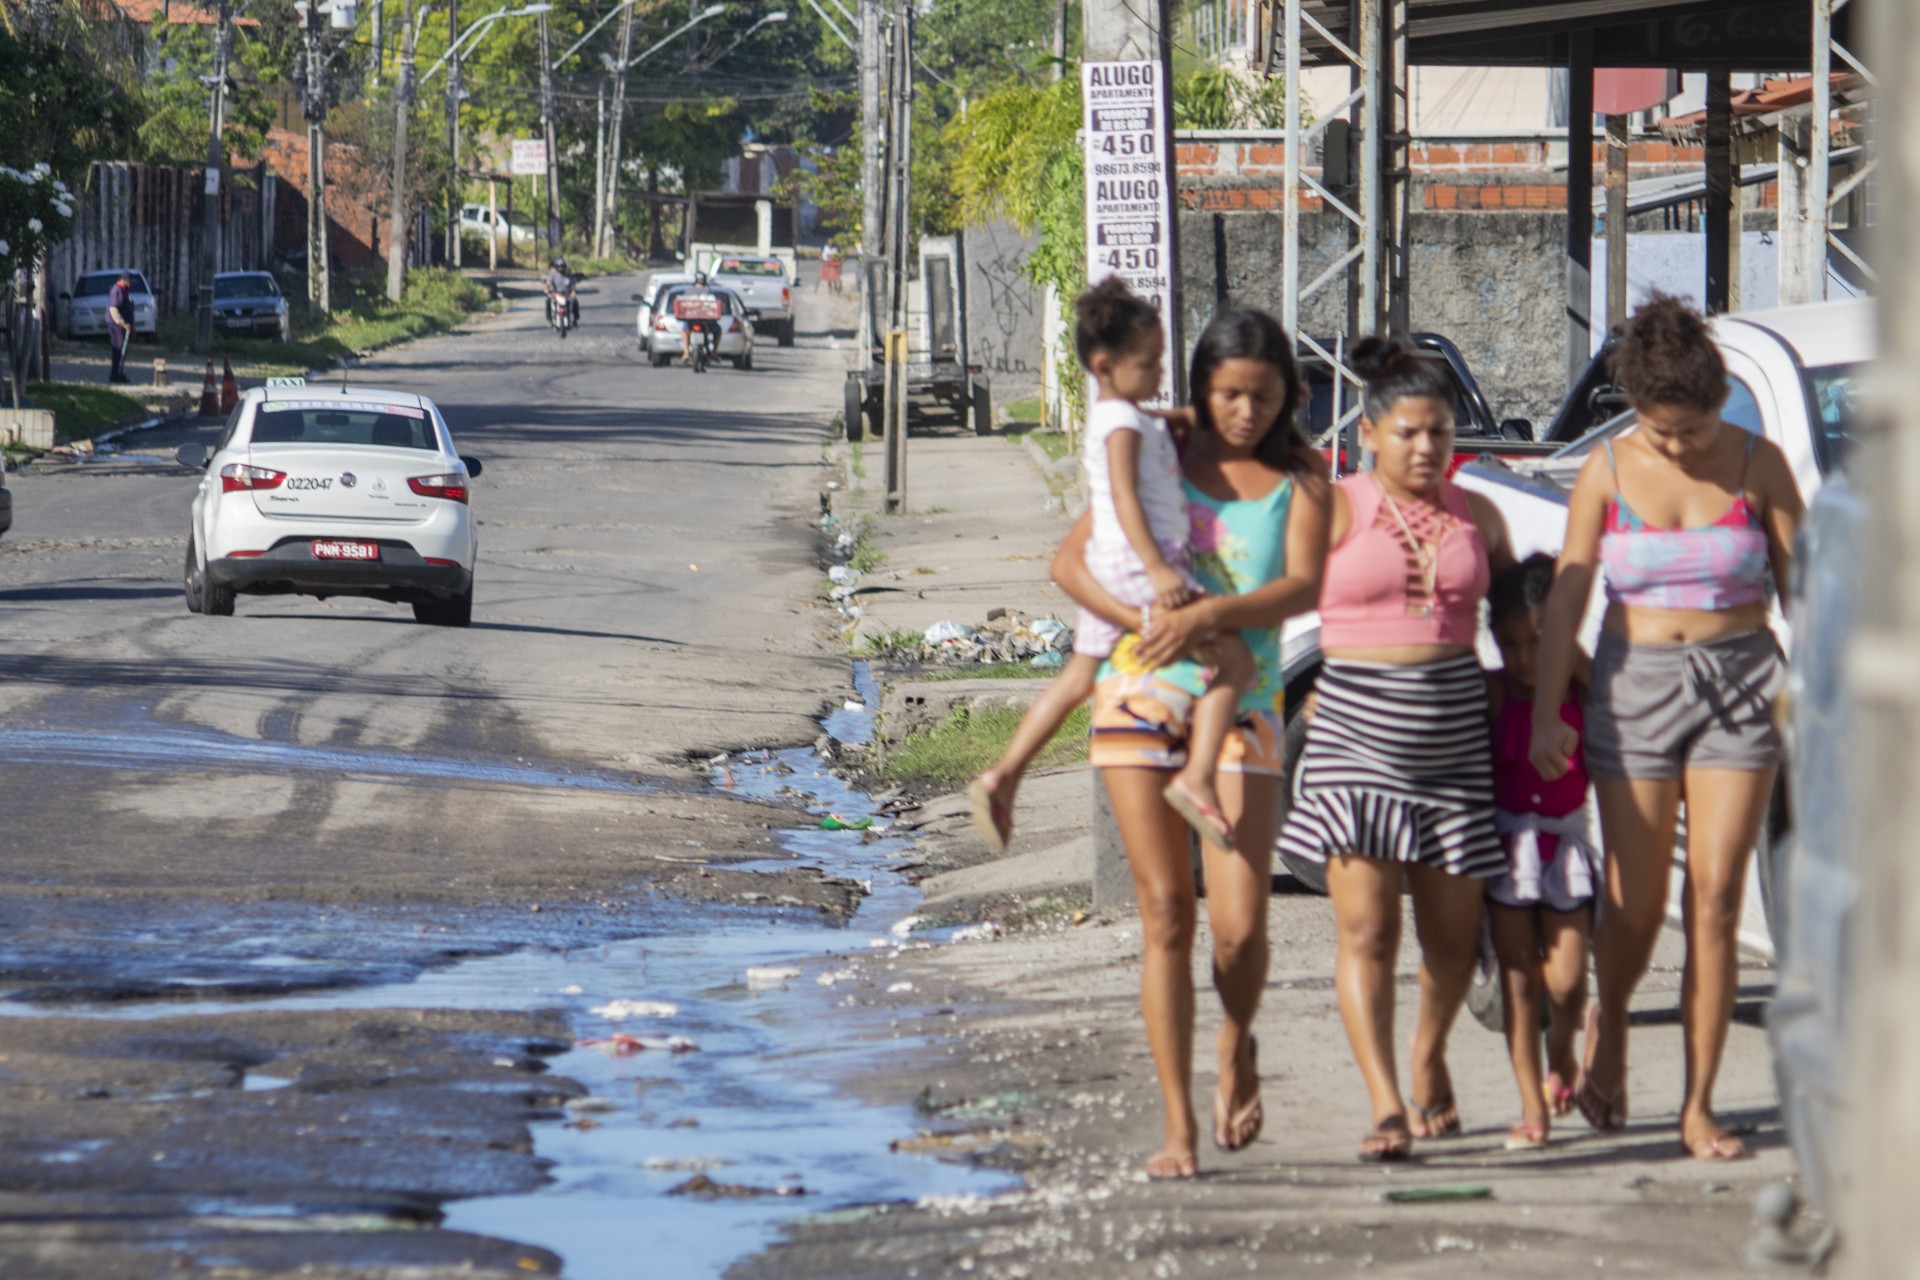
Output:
[
  {"xmin": 715, "ymin": 258, "xmax": 783, "ymax": 277},
  {"xmin": 250, "ymin": 403, "xmax": 440, "ymax": 451},
  {"xmin": 1804, "ymin": 362, "xmax": 1863, "ymax": 475},
  {"xmin": 76, "ymin": 273, "xmax": 148, "ymax": 297},
  {"xmin": 215, "ymin": 276, "xmax": 277, "ymax": 299}
]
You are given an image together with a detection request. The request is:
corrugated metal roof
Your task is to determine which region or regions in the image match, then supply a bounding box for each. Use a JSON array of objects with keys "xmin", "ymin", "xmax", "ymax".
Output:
[{"xmin": 1281, "ymin": 0, "xmax": 1848, "ymax": 69}]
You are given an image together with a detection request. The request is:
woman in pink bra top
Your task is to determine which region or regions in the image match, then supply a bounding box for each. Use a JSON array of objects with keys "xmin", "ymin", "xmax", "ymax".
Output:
[
  {"xmin": 1529, "ymin": 294, "xmax": 1804, "ymax": 1163},
  {"xmin": 1277, "ymin": 336, "xmax": 1515, "ymax": 1161}
]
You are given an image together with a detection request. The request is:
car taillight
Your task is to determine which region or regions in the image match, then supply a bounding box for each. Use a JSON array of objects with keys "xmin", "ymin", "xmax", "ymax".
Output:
[
  {"xmin": 720, "ymin": 316, "xmax": 735, "ymax": 333},
  {"xmin": 654, "ymin": 316, "xmax": 671, "ymax": 329},
  {"xmin": 781, "ymin": 286, "xmax": 790, "ymax": 307},
  {"xmin": 408, "ymin": 473, "xmax": 470, "ymax": 504},
  {"xmin": 220, "ymin": 463, "xmax": 286, "ymax": 493}
]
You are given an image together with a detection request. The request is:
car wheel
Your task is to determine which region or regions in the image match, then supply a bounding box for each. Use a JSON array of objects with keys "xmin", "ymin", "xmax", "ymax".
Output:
[
  {"xmin": 414, "ymin": 583, "xmax": 473, "ymax": 627},
  {"xmin": 777, "ymin": 320, "xmax": 795, "ymax": 348},
  {"xmin": 183, "ymin": 536, "xmax": 205, "ymax": 614},
  {"xmin": 1275, "ymin": 692, "xmax": 1328, "ymax": 895},
  {"xmin": 844, "ymin": 375, "xmax": 865, "ymax": 443},
  {"xmin": 200, "ymin": 544, "xmax": 236, "ymax": 617}
]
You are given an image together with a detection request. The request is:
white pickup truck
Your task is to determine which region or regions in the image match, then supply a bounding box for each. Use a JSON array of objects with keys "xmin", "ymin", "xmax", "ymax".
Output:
[
  {"xmin": 710, "ymin": 254, "xmax": 795, "ymax": 348},
  {"xmin": 1275, "ymin": 297, "xmax": 1873, "ymax": 959}
]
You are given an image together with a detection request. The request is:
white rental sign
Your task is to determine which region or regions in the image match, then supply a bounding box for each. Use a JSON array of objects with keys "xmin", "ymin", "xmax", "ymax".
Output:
[
  {"xmin": 511, "ymin": 139, "xmax": 548, "ymax": 176},
  {"xmin": 1082, "ymin": 59, "xmax": 1175, "ymax": 406}
]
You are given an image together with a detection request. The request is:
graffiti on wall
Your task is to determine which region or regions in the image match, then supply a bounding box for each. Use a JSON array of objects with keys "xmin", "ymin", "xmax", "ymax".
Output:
[{"xmin": 963, "ymin": 220, "xmax": 1042, "ymax": 388}]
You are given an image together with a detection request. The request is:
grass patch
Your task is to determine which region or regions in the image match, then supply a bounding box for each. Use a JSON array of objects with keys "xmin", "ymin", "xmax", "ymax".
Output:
[
  {"xmin": 906, "ymin": 662, "xmax": 1057, "ymax": 681},
  {"xmin": 1003, "ymin": 395, "xmax": 1043, "ymax": 422},
  {"xmin": 881, "ymin": 703, "xmax": 1088, "ymax": 783},
  {"xmin": 849, "ymin": 533, "xmax": 886, "ymax": 575},
  {"xmin": 860, "ymin": 627, "xmax": 924, "ymax": 655},
  {"xmin": 1025, "ymin": 429, "xmax": 1073, "ymax": 463},
  {"xmin": 913, "ymin": 565, "xmax": 938, "ymax": 576},
  {"xmin": 160, "ymin": 268, "xmax": 491, "ymax": 377},
  {"xmin": 570, "ymin": 256, "xmax": 648, "ymax": 277},
  {"xmin": 23, "ymin": 382, "xmax": 151, "ymax": 441},
  {"xmin": 849, "ymin": 439, "xmax": 866, "ymax": 479}
]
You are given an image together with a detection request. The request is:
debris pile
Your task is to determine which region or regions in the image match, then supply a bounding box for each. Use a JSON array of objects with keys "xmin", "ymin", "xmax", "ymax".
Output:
[{"xmin": 881, "ymin": 610, "xmax": 1075, "ymax": 669}]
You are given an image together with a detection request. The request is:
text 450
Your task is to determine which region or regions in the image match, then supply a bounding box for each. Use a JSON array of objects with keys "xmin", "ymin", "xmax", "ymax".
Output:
[
  {"xmin": 1100, "ymin": 247, "xmax": 1162, "ymax": 271},
  {"xmin": 1097, "ymin": 133, "xmax": 1156, "ymax": 157}
]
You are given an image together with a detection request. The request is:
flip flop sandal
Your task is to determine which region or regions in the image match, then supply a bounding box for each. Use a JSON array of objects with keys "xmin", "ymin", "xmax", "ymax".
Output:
[
  {"xmin": 1212, "ymin": 1036, "xmax": 1263, "ymax": 1152},
  {"xmin": 1543, "ymin": 1073, "xmax": 1576, "ymax": 1117},
  {"xmin": 1162, "ymin": 777, "xmax": 1233, "ymax": 846},
  {"xmin": 1504, "ymin": 1122, "xmax": 1549, "ymax": 1151},
  {"xmin": 1575, "ymin": 1075, "xmax": 1628, "ymax": 1133},
  {"xmin": 966, "ymin": 778, "xmax": 1012, "ymax": 854},
  {"xmin": 1412, "ymin": 1097, "xmax": 1461, "ymax": 1139},
  {"xmin": 1359, "ymin": 1118, "xmax": 1413, "ymax": 1163}
]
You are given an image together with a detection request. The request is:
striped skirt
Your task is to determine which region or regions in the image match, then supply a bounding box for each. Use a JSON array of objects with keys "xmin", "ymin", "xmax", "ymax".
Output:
[{"xmin": 1278, "ymin": 655, "xmax": 1504, "ymax": 878}]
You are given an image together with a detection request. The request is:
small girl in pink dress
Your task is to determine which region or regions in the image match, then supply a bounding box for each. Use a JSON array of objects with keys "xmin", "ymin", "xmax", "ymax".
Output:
[{"xmin": 1487, "ymin": 553, "xmax": 1599, "ymax": 1150}]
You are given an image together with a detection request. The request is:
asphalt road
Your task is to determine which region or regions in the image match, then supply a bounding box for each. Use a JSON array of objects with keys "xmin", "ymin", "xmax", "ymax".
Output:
[{"xmin": 0, "ymin": 269, "xmax": 858, "ymax": 1275}]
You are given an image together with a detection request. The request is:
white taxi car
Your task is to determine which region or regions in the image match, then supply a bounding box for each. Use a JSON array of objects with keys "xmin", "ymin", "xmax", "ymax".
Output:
[{"xmin": 176, "ymin": 382, "xmax": 482, "ymax": 626}]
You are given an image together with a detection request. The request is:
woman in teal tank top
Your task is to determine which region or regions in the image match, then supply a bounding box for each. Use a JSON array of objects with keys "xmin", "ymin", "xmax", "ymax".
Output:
[{"xmin": 1052, "ymin": 310, "xmax": 1332, "ymax": 1179}]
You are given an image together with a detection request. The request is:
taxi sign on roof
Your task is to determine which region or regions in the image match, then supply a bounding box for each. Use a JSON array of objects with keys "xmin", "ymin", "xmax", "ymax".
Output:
[
  {"xmin": 260, "ymin": 400, "xmax": 425, "ymax": 418},
  {"xmin": 265, "ymin": 376, "xmax": 306, "ymax": 388}
]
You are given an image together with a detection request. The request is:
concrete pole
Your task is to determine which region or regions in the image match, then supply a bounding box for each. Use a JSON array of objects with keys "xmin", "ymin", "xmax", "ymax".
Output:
[
  {"xmin": 1050, "ymin": 0, "xmax": 1066, "ymax": 80},
  {"xmin": 858, "ymin": 0, "xmax": 884, "ymax": 371},
  {"xmin": 538, "ymin": 10, "xmax": 561, "ymax": 254},
  {"xmin": 196, "ymin": 0, "xmax": 233, "ymax": 351},
  {"xmin": 883, "ymin": 0, "xmax": 912, "ymax": 514},
  {"xmin": 1604, "ymin": 113, "xmax": 1628, "ymax": 330},
  {"xmin": 1845, "ymin": 1, "xmax": 1920, "ymax": 1271},
  {"xmin": 592, "ymin": 80, "xmax": 607, "ymax": 255},
  {"xmin": 1807, "ymin": 0, "xmax": 1834, "ymax": 304},
  {"xmin": 1703, "ymin": 69, "xmax": 1732, "ymax": 315},
  {"xmin": 602, "ymin": 0, "xmax": 636, "ymax": 259},
  {"xmin": 386, "ymin": 2, "xmax": 419, "ymax": 303},
  {"xmin": 303, "ymin": 1, "xmax": 331, "ymax": 315},
  {"xmin": 446, "ymin": 0, "xmax": 460, "ymax": 268},
  {"xmin": 1564, "ymin": 32, "xmax": 1594, "ymax": 383},
  {"xmin": 487, "ymin": 177, "xmax": 498, "ymax": 271},
  {"xmin": 1777, "ymin": 114, "xmax": 1816, "ymax": 306}
]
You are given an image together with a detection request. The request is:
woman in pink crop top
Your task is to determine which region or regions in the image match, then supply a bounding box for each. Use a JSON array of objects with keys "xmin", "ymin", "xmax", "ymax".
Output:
[
  {"xmin": 1528, "ymin": 294, "xmax": 1804, "ymax": 1163},
  {"xmin": 1277, "ymin": 336, "xmax": 1514, "ymax": 1162}
]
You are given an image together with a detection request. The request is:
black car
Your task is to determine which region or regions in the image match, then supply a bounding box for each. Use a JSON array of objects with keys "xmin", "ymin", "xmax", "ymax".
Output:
[{"xmin": 212, "ymin": 271, "xmax": 291, "ymax": 342}]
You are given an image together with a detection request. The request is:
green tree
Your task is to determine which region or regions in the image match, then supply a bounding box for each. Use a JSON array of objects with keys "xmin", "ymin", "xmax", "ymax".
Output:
[
  {"xmin": 0, "ymin": 26, "xmax": 140, "ymax": 176},
  {"xmin": 137, "ymin": 2, "xmax": 299, "ymax": 165}
]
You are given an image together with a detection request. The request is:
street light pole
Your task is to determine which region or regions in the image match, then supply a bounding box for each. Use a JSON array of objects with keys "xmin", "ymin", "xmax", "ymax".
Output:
[
  {"xmin": 445, "ymin": 0, "xmax": 460, "ymax": 268},
  {"xmin": 538, "ymin": 8, "xmax": 560, "ymax": 253},
  {"xmin": 599, "ymin": 0, "xmax": 635, "ymax": 258},
  {"xmin": 387, "ymin": 2, "xmax": 422, "ymax": 302},
  {"xmin": 196, "ymin": 0, "xmax": 233, "ymax": 351},
  {"xmin": 300, "ymin": 2, "xmax": 332, "ymax": 314}
]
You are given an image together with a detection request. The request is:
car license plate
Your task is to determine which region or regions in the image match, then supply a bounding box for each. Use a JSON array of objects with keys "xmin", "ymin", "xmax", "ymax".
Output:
[{"xmin": 312, "ymin": 540, "xmax": 379, "ymax": 561}]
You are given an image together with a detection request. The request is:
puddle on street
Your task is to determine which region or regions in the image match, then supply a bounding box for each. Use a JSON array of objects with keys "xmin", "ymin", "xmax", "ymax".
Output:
[
  {"xmin": 6, "ymin": 663, "xmax": 1008, "ymax": 1276},
  {"xmin": 0, "ymin": 724, "xmax": 653, "ymax": 794}
]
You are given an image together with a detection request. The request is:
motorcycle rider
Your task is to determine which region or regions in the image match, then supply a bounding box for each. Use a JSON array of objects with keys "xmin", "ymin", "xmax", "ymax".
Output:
[
  {"xmin": 544, "ymin": 257, "xmax": 577, "ymax": 327},
  {"xmin": 677, "ymin": 271, "xmax": 721, "ymax": 365}
]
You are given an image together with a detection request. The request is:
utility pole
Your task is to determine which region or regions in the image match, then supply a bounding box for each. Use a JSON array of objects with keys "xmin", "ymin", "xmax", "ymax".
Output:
[
  {"xmin": 857, "ymin": 0, "xmax": 883, "ymax": 374},
  {"xmin": 592, "ymin": 79, "xmax": 608, "ymax": 254},
  {"xmin": 1050, "ymin": 0, "xmax": 1066, "ymax": 80},
  {"xmin": 445, "ymin": 0, "xmax": 461, "ymax": 268},
  {"xmin": 300, "ymin": 1, "xmax": 332, "ymax": 315},
  {"xmin": 387, "ymin": 1, "xmax": 421, "ymax": 302},
  {"xmin": 538, "ymin": 9, "xmax": 560, "ymax": 253},
  {"xmin": 196, "ymin": 0, "xmax": 233, "ymax": 351},
  {"xmin": 881, "ymin": 0, "xmax": 911, "ymax": 513},
  {"xmin": 600, "ymin": 0, "xmax": 635, "ymax": 258}
]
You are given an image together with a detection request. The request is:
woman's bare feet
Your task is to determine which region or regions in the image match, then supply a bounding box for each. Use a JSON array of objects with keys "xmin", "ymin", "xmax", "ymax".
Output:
[
  {"xmin": 1358, "ymin": 1115, "xmax": 1412, "ymax": 1162},
  {"xmin": 1144, "ymin": 1145, "xmax": 1199, "ymax": 1179},
  {"xmin": 1680, "ymin": 1111, "xmax": 1750, "ymax": 1162},
  {"xmin": 967, "ymin": 768, "xmax": 1018, "ymax": 853}
]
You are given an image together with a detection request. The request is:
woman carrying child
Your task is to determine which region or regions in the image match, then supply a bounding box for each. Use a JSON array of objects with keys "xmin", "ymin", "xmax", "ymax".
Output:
[
  {"xmin": 1276, "ymin": 336, "xmax": 1514, "ymax": 1162},
  {"xmin": 1529, "ymin": 295, "xmax": 1803, "ymax": 1161},
  {"xmin": 1048, "ymin": 308, "xmax": 1331, "ymax": 1179},
  {"xmin": 972, "ymin": 278, "xmax": 1256, "ymax": 851},
  {"xmin": 1485, "ymin": 553, "xmax": 1600, "ymax": 1150}
]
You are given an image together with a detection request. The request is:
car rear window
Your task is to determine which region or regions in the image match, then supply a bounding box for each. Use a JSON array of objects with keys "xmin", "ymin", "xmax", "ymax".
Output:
[
  {"xmin": 216, "ymin": 276, "xmax": 278, "ymax": 299},
  {"xmin": 716, "ymin": 259, "xmax": 783, "ymax": 276},
  {"xmin": 250, "ymin": 403, "xmax": 439, "ymax": 450},
  {"xmin": 76, "ymin": 273, "xmax": 150, "ymax": 296}
]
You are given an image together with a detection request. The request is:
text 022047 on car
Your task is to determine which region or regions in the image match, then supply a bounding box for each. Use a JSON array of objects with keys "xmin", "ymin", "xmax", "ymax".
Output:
[{"xmin": 176, "ymin": 382, "xmax": 484, "ymax": 626}]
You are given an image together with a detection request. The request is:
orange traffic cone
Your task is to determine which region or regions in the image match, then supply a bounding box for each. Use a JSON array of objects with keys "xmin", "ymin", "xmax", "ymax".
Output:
[
  {"xmin": 220, "ymin": 359, "xmax": 239, "ymax": 413},
  {"xmin": 197, "ymin": 359, "xmax": 220, "ymax": 418}
]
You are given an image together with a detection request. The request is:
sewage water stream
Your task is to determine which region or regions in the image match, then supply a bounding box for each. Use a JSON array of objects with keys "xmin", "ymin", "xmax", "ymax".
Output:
[{"xmin": 4, "ymin": 663, "xmax": 1008, "ymax": 1276}]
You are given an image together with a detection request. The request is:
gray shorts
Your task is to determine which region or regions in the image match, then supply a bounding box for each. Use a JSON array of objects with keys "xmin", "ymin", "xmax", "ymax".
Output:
[{"xmin": 1585, "ymin": 628, "xmax": 1785, "ymax": 780}]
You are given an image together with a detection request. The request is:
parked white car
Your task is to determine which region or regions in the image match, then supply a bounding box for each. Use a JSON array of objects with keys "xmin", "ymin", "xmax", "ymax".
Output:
[
  {"xmin": 458, "ymin": 203, "xmax": 537, "ymax": 246},
  {"xmin": 639, "ymin": 281, "xmax": 756, "ymax": 370},
  {"xmin": 175, "ymin": 382, "xmax": 482, "ymax": 626},
  {"xmin": 58, "ymin": 268, "xmax": 158, "ymax": 340}
]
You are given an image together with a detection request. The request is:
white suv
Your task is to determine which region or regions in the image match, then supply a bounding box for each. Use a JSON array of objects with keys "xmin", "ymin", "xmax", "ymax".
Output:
[
  {"xmin": 459, "ymin": 203, "xmax": 537, "ymax": 246},
  {"xmin": 177, "ymin": 383, "xmax": 482, "ymax": 626}
]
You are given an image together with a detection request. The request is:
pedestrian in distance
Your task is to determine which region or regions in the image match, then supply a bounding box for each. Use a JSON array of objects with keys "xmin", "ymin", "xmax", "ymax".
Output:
[
  {"xmin": 1528, "ymin": 293, "xmax": 1804, "ymax": 1162},
  {"xmin": 970, "ymin": 277, "xmax": 1256, "ymax": 854},
  {"xmin": 1484, "ymin": 552, "xmax": 1600, "ymax": 1151},
  {"xmin": 105, "ymin": 270, "xmax": 133, "ymax": 384},
  {"xmin": 1276, "ymin": 335, "xmax": 1514, "ymax": 1162},
  {"xmin": 1048, "ymin": 307, "xmax": 1331, "ymax": 1179}
]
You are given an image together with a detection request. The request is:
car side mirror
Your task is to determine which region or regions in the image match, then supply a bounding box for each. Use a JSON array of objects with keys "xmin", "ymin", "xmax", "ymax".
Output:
[
  {"xmin": 175, "ymin": 444, "xmax": 209, "ymax": 469},
  {"xmin": 630, "ymin": 292, "xmax": 645, "ymax": 302},
  {"xmin": 1498, "ymin": 418, "xmax": 1534, "ymax": 442},
  {"xmin": 674, "ymin": 250, "xmax": 686, "ymax": 261},
  {"xmin": 461, "ymin": 456, "xmax": 483, "ymax": 478}
]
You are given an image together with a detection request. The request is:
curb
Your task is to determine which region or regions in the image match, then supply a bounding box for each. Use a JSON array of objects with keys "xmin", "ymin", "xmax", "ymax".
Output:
[{"xmin": 1019, "ymin": 431, "xmax": 1086, "ymax": 513}]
